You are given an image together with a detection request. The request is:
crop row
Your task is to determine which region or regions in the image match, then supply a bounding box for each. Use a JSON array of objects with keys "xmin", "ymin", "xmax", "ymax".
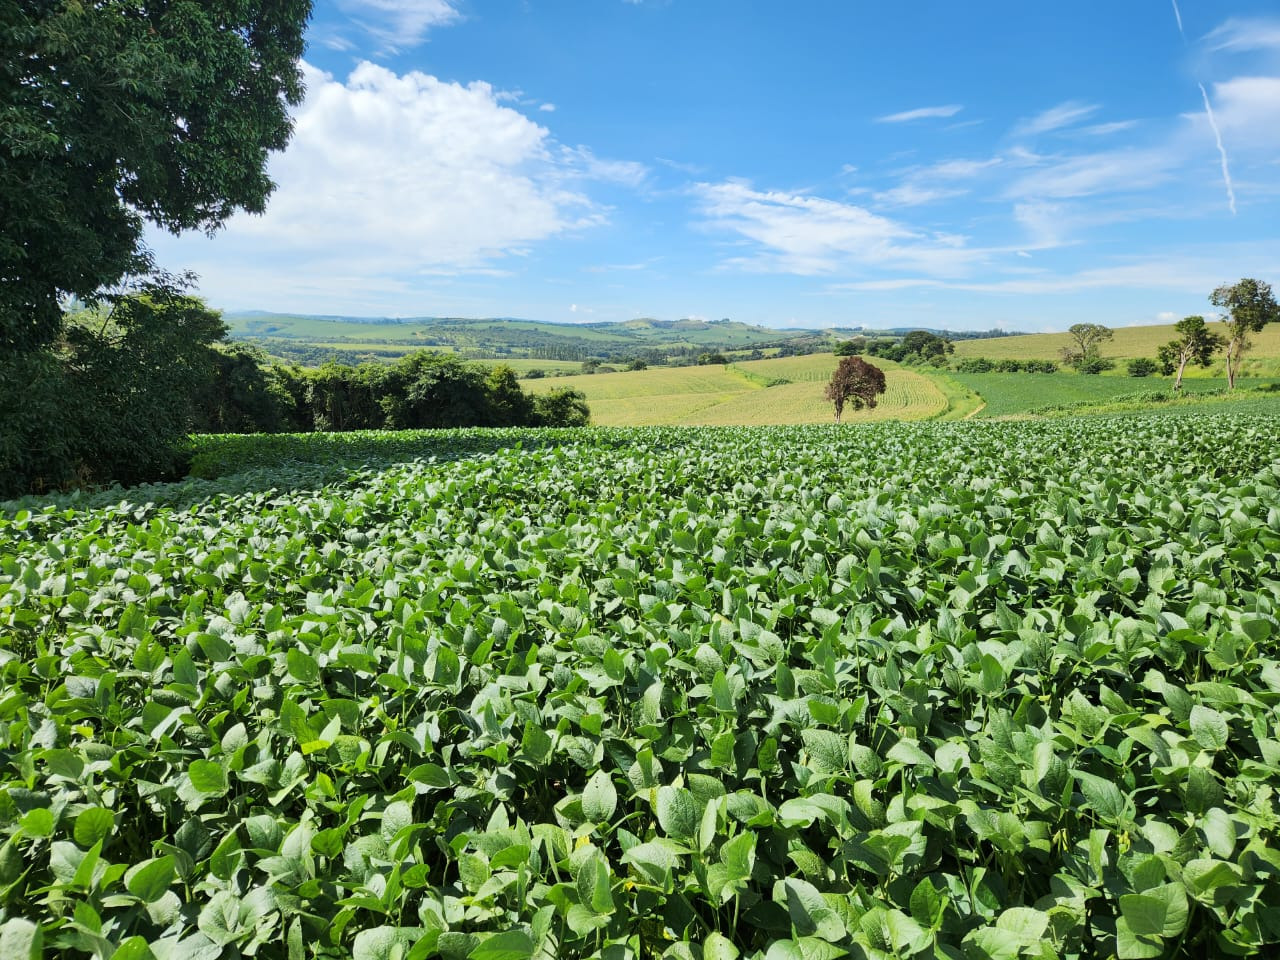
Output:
[{"xmin": 1, "ymin": 415, "xmax": 1278, "ymax": 958}]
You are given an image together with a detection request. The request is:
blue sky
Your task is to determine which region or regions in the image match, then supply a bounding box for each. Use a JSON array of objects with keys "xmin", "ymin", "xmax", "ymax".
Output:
[{"xmin": 148, "ymin": 1, "xmax": 1280, "ymax": 331}]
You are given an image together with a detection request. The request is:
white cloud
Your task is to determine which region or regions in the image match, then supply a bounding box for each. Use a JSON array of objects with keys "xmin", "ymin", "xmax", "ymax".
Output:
[
  {"xmin": 539, "ymin": 103, "xmax": 557, "ymax": 112},
  {"xmin": 874, "ymin": 184, "xmax": 967, "ymax": 207},
  {"xmin": 1013, "ymin": 101, "xmax": 1101, "ymax": 137},
  {"xmin": 1080, "ymin": 120, "xmax": 1139, "ymax": 136},
  {"xmin": 151, "ymin": 62, "xmax": 637, "ymax": 307},
  {"xmin": 873, "ymin": 157, "xmax": 1001, "ymax": 207},
  {"xmin": 338, "ymin": 0, "xmax": 461, "ymax": 51},
  {"xmin": 1202, "ymin": 76, "xmax": 1280, "ymax": 148},
  {"xmin": 832, "ymin": 252, "xmax": 1280, "ymax": 297},
  {"xmin": 876, "ymin": 104, "xmax": 964, "ymax": 123},
  {"xmin": 693, "ymin": 180, "xmax": 985, "ymax": 277},
  {"xmin": 1205, "ymin": 18, "xmax": 1280, "ymax": 53},
  {"xmin": 1003, "ymin": 148, "xmax": 1176, "ymax": 199}
]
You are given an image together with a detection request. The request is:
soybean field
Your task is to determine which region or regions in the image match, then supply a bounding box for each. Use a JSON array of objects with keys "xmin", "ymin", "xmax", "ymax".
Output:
[{"xmin": 1, "ymin": 412, "xmax": 1279, "ymax": 958}]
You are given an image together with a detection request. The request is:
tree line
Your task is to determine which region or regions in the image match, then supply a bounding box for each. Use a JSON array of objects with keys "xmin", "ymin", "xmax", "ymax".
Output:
[{"xmin": 0, "ymin": 294, "xmax": 588, "ymax": 498}]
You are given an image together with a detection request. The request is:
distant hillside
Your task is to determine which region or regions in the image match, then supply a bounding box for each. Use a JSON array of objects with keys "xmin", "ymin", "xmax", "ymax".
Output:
[
  {"xmin": 222, "ymin": 312, "xmax": 827, "ymax": 366},
  {"xmin": 222, "ymin": 311, "xmax": 1026, "ymax": 367}
]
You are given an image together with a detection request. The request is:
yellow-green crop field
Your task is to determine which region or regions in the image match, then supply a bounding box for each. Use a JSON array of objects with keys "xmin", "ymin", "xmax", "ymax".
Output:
[
  {"xmin": 527, "ymin": 355, "xmax": 951, "ymax": 425},
  {"xmin": 953, "ymin": 322, "xmax": 1280, "ymax": 377}
]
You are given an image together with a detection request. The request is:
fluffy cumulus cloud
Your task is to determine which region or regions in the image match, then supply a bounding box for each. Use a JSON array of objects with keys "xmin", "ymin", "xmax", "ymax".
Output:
[{"xmin": 158, "ymin": 62, "xmax": 626, "ymax": 304}]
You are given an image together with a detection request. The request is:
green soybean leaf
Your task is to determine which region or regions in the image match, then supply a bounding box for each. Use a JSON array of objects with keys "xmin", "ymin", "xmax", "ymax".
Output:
[
  {"xmin": 74, "ymin": 807, "xmax": 114, "ymax": 848},
  {"xmin": 188, "ymin": 760, "xmax": 229, "ymax": 798},
  {"xmin": 1189, "ymin": 705, "xmax": 1229, "ymax": 752},
  {"xmin": 581, "ymin": 770, "xmax": 618, "ymax": 824},
  {"xmin": 126, "ymin": 856, "xmax": 175, "ymax": 903}
]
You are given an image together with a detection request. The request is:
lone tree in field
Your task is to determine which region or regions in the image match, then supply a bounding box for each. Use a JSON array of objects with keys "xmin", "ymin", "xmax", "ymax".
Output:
[
  {"xmin": 825, "ymin": 356, "xmax": 886, "ymax": 423},
  {"xmin": 1061, "ymin": 323, "xmax": 1114, "ymax": 367},
  {"xmin": 1157, "ymin": 315, "xmax": 1225, "ymax": 391},
  {"xmin": 1209, "ymin": 278, "xmax": 1279, "ymax": 389}
]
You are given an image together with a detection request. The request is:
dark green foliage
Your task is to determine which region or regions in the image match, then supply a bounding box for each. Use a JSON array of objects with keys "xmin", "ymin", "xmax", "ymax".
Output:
[
  {"xmin": 1076, "ymin": 355, "xmax": 1116, "ymax": 375},
  {"xmin": 3, "ymin": 416, "xmax": 1280, "ymax": 956},
  {"xmin": 1126, "ymin": 357, "xmax": 1159, "ymax": 377},
  {"xmin": 0, "ymin": 0, "xmax": 310, "ymax": 353},
  {"xmin": 833, "ymin": 336, "xmax": 869, "ymax": 356},
  {"xmin": 1, "ymin": 291, "xmax": 226, "ymax": 496},
  {"xmin": 532, "ymin": 387, "xmax": 591, "ymax": 427},
  {"xmin": 482, "ymin": 364, "xmax": 536, "ymax": 427},
  {"xmin": 697, "ymin": 351, "xmax": 730, "ymax": 365},
  {"xmin": 379, "ymin": 353, "xmax": 493, "ymax": 429},
  {"xmin": 197, "ymin": 343, "xmax": 298, "ymax": 434}
]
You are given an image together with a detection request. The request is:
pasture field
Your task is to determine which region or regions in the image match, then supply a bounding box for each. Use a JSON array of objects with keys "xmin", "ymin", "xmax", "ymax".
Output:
[
  {"xmin": 951, "ymin": 323, "xmax": 1280, "ymax": 378},
  {"xmin": 950, "ymin": 373, "xmax": 1275, "ymax": 418},
  {"xmin": 527, "ymin": 355, "xmax": 952, "ymax": 425},
  {"xmin": 2, "ymin": 413, "xmax": 1279, "ymax": 958}
]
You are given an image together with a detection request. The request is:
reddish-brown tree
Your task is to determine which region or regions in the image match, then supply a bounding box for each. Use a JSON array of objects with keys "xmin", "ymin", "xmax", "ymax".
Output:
[{"xmin": 824, "ymin": 356, "xmax": 887, "ymax": 422}]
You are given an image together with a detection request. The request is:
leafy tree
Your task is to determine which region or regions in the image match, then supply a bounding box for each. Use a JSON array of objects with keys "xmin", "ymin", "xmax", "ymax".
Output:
[
  {"xmin": 1061, "ymin": 323, "xmax": 1114, "ymax": 368},
  {"xmin": 1156, "ymin": 315, "xmax": 1225, "ymax": 391},
  {"xmin": 198, "ymin": 343, "xmax": 296, "ymax": 434},
  {"xmin": 833, "ymin": 336, "xmax": 868, "ymax": 356},
  {"xmin": 1, "ymin": 0, "xmax": 310, "ymax": 352},
  {"xmin": 308, "ymin": 362, "xmax": 387, "ymax": 432},
  {"xmin": 1209, "ymin": 278, "xmax": 1279, "ymax": 389},
  {"xmin": 484, "ymin": 364, "xmax": 535, "ymax": 427},
  {"xmin": 824, "ymin": 356, "xmax": 887, "ymax": 423},
  {"xmin": 900, "ymin": 330, "xmax": 950, "ymax": 362},
  {"xmin": 380, "ymin": 354, "xmax": 491, "ymax": 430},
  {"xmin": 0, "ymin": 290, "xmax": 227, "ymax": 494},
  {"xmin": 533, "ymin": 388, "xmax": 591, "ymax": 427},
  {"xmin": 1, "ymin": 0, "xmax": 310, "ymax": 492}
]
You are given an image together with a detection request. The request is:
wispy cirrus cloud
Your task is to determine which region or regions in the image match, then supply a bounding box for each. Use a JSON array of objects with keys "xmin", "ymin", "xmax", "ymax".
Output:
[
  {"xmin": 1002, "ymin": 148, "xmax": 1176, "ymax": 200},
  {"xmin": 1204, "ymin": 18, "xmax": 1280, "ymax": 53},
  {"xmin": 693, "ymin": 180, "xmax": 985, "ymax": 277},
  {"xmin": 1012, "ymin": 100, "xmax": 1100, "ymax": 137},
  {"xmin": 876, "ymin": 104, "xmax": 964, "ymax": 123},
  {"xmin": 874, "ymin": 157, "xmax": 1002, "ymax": 207},
  {"xmin": 830, "ymin": 251, "xmax": 1280, "ymax": 297},
  {"xmin": 337, "ymin": 0, "xmax": 461, "ymax": 52}
]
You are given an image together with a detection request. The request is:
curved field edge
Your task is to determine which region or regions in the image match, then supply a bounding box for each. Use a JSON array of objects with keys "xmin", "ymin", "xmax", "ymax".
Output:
[
  {"xmin": 526, "ymin": 356, "xmax": 953, "ymax": 426},
  {"xmin": 1, "ymin": 415, "xmax": 1279, "ymax": 957}
]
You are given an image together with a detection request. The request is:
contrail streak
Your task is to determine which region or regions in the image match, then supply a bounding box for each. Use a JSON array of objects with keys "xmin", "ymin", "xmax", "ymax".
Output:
[
  {"xmin": 1171, "ymin": 0, "xmax": 1185, "ymax": 39},
  {"xmin": 1199, "ymin": 83, "xmax": 1237, "ymax": 215}
]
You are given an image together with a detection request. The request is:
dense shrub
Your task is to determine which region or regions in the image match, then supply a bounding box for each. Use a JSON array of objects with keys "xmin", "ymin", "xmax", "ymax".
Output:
[
  {"xmin": 1127, "ymin": 357, "xmax": 1160, "ymax": 377},
  {"xmin": 1076, "ymin": 356, "xmax": 1116, "ymax": 374}
]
